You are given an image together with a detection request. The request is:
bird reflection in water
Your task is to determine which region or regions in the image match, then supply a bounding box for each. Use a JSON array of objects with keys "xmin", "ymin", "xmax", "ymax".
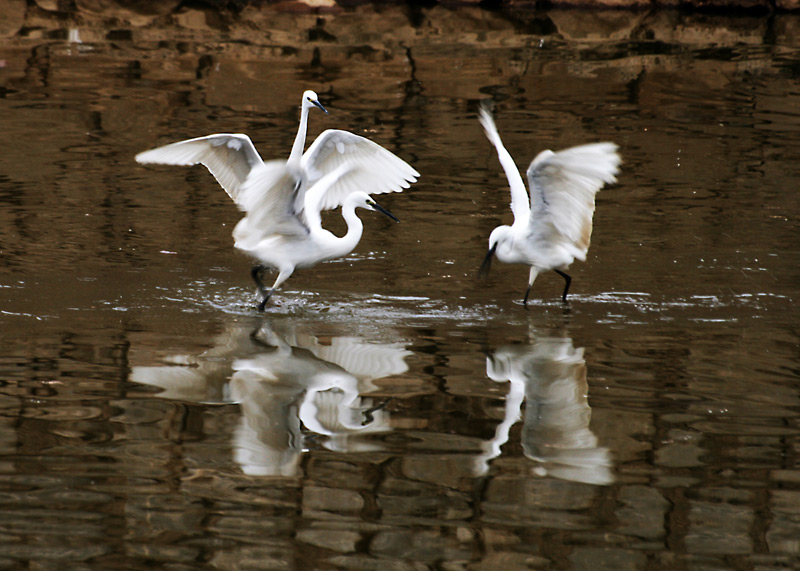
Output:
[
  {"xmin": 484, "ymin": 335, "xmax": 613, "ymax": 485},
  {"xmin": 130, "ymin": 323, "xmax": 411, "ymax": 476}
]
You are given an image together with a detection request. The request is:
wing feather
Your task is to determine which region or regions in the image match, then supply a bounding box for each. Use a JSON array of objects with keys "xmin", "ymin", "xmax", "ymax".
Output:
[
  {"xmin": 478, "ymin": 105, "xmax": 530, "ymax": 224},
  {"xmin": 526, "ymin": 142, "xmax": 621, "ymax": 251},
  {"xmin": 299, "ymin": 129, "xmax": 419, "ymax": 212},
  {"xmin": 135, "ymin": 134, "xmax": 263, "ymax": 203}
]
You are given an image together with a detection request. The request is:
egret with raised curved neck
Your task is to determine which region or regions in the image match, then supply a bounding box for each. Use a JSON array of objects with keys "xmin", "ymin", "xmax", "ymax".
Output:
[{"xmin": 136, "ymin": 90, "xmax": 419, "ymax": 309}]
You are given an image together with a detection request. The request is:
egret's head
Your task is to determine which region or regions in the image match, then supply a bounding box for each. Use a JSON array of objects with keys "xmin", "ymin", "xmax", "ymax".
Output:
[
  {"xmin": 303, "ymin": 90, "xmax": 328, "ymax": 114},
  {"xmin": 480, "ymin": 226, "xmax": 512, "ymax": 277},
  {"xmin": 488, "ymin": 226, "xmax": 514, "ymax": 250},
  {"xmin": 351, "ymin": 192, "xmax": 399, "ymax": 223}
]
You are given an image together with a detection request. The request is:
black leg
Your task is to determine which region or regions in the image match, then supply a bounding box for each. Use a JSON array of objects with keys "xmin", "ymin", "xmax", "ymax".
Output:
[
  {"xmin": 523, "ymin": 285, "xmax": 532, "ymax": 308},
  {"xmin": 257, "ymin": 291, "xmax": 272, "ymax": 312},
  {"xmin": 251, "ymin": 265, "xmax": 271, "ymax": 311},
  {"xmin": 554, "ymin": 269, "xmax": 571, "ymax": 302},
  {"xmin": 251, "ymin": 264, "xmax": 266, "ymax": 288}
]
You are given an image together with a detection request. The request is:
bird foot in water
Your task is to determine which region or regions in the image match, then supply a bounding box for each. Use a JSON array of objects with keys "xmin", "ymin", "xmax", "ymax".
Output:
[{"xmin": 256, "ymin": 291, "xmax": 273, "ymax": 312}]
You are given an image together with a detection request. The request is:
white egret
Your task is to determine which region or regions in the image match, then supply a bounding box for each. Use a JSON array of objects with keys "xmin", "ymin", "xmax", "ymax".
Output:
[
  {"xmin": 135, "ymin": 90, "xmax": 419, "ymax": 309},
  {"xmin": 477, "ymin": 105, "xmax": 621, "ymax": 305}
]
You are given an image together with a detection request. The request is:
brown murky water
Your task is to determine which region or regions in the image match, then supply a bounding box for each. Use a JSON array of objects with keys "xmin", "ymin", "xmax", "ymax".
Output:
[{"xmin": 2, "ymin": 3, "xmax": 800, "ymax": 569}]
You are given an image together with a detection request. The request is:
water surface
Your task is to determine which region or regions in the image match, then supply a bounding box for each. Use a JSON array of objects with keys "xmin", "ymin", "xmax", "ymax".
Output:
[{"xmin": 1, "ymin": 4, "xmax": 800, "ymax": 569}]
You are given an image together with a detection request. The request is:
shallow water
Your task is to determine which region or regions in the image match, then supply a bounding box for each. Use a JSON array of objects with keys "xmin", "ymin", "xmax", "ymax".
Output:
[{"xmin": 2, "ymin": 3, "xmax": 800, "ymax": 569}]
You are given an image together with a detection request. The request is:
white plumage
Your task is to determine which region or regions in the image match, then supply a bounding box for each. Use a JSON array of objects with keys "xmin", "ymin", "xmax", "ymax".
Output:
[
  {"xmin": 136, "ymin": 90, "xmax": 419, "ymax": 309},
  {"xmin": 478, "ymin": 104, "xmax": 621, "ymax": 305}
]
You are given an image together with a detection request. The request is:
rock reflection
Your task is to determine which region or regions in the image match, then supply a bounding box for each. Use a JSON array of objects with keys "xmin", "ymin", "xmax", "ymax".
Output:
[
  {"xmin": 130, "ymin": 322, "xmax": 410, "ymax": 476},
  {"xmin": 485, "ymin": 335, "xmax": 613, "ymax": 485}
]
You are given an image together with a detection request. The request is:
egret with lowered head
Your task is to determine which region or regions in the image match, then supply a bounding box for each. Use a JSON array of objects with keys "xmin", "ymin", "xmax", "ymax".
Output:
[
  {"xmin": 136, "ymin": 90, "xmax": 419, "ymax": 309},
  {"xmin": 478, "ymin": 104, "xmax": 621, "ymax": 306}
]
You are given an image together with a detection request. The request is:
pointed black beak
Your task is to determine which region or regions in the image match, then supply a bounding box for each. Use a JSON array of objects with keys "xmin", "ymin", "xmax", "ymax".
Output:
[
  {"xmin": 479, "ymin": 244, "xmax": 496, "ymax": 278},
  {"xmin": 371, "ymin": 201, "xmax": 399, "ymax": 223},
  {"xmin": 312, "ymin": 99, "xmax": 328, "ymax": 114}
]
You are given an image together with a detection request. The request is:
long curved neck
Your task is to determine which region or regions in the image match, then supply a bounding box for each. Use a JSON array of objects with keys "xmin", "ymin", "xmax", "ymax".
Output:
[
  {"xmin": 330, "ymin": 202, "xmax": 364, "ymax": 258},
  {"xmin": 287, "ymin": 103, "xmax": 309, "ymax": 172},
  {"xmin": 310, "ymin": 201, "xmax": 365, "ymax": 262}
]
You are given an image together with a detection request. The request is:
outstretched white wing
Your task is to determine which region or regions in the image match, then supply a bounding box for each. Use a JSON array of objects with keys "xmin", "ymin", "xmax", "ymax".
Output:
[
  {"xmin": 299, "ymin": 129, "xmax": 419, "ymax": 212},
  {"xmin": 478, "ymin": 105, "xmax": 531, "ymax": 224},
  {"xmin": 137, "ymin": 128, "xmax": 418, "ymax": 241},
  {"xmin": 135, "ymin": 134, "xmax": 264, "ymax": 203},
  {"xmin": 526, "ymin": 142, "xmax": 620, "ymax": 251}
]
